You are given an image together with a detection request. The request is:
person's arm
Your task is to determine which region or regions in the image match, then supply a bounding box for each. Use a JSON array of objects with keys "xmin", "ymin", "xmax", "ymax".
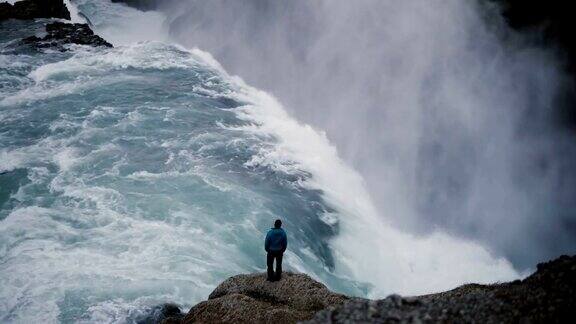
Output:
[
  {"xmin": 281, "ymin": 231, "xmax": 287, "ymax": 252},
  {"xmin": 265, "ymin": 231, "xmax": 270, "ymax": 252}
]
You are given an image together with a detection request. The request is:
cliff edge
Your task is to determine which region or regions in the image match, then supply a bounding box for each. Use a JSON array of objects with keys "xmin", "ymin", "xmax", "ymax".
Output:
[
  {"xmin": 174, "ymin": 272, "xmax": 349, "ymax": 323},
  {"xmin": 164, "ymin": 255, "xmax": 575, "ymax": 323}
]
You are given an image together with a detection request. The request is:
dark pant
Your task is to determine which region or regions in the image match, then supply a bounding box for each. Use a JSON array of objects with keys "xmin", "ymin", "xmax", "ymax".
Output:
[{"xmin": 267, "ymin": 251, "xmax": 283, "ymax": 281}]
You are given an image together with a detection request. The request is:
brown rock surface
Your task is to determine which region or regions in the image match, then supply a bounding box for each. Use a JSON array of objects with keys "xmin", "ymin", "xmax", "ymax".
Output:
[{"xmin": 178, "ymin": 272, "xmax": 349, "ymax": 324}]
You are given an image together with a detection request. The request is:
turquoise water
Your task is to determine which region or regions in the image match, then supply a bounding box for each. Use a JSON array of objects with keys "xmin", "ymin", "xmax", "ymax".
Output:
[{"xmin": 0, "ymin": 22, "xmax": 361, "ymax": 322}]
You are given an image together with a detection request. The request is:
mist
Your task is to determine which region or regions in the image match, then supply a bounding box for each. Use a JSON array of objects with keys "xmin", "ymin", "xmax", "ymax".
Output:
[{"xmin": 151, "ymin": 0, "xmax": 576, "ymax": 269}]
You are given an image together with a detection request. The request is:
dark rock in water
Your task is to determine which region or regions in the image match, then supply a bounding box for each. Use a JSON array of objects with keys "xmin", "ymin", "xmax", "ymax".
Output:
[
  {"xmin": 23, "ymin": 22, "xmax": 112, "ymax": 50},
  {"xmin": 0, "ymin": 0, "xmax": 70, "ymax": 21},
  {"xmin": 177, "ymin": 272, "xmax": 349, "ymax": 324},
  {"xmin": 136, "ymin": 303, "xmax": 184, "ymax": 324},
  {"xmin": 0, "ymin": 3, "xmax": 12, "ymax": 20},
  {"xmin": 171, "ymin": 255, "xmax": 575, "ymax": 323}
]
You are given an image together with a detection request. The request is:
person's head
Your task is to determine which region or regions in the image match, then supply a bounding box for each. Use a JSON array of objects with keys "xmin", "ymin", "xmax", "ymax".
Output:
[{"xmin": 274, "ymin": 219, "xmax": 282, "ymax": 228}]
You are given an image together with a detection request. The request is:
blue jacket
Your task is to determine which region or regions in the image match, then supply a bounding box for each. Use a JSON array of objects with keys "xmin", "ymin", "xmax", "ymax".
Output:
[{"xmin": 265, "ymin": 228, "xmax": 287, "ymax": 253}]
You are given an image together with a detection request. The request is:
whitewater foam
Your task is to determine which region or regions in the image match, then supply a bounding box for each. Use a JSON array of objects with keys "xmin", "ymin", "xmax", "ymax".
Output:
[{"xmin": 4, "ymin": 41, "xmax": 521, "ymax": 303}]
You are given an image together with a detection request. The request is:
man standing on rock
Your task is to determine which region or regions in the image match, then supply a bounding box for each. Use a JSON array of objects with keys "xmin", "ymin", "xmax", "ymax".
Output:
[{"xmin": 265, "ymin": 219, "xmax": 288, "ymax": 281}]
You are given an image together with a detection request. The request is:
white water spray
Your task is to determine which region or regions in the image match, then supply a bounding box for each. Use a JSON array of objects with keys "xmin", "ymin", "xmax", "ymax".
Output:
[{"xmin": 160, "ymin": 0, "xmax": 576, "ymax": 268}]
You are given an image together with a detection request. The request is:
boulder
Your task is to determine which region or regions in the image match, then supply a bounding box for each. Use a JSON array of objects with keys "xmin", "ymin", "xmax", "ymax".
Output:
[
  {"xmin": 0, "ymin": 0, "xmax": 70, "ymax": 21},
  {"xmin": 136, "ymin": 303, "xmax": 185, "ymax": 324},
  {"xmin": 23, "ymin": 22, "xmax": 112, "ymax": 50},
  {"xmin": 178, "ymin": 272, "xmax": 349, "ymax": 324}
]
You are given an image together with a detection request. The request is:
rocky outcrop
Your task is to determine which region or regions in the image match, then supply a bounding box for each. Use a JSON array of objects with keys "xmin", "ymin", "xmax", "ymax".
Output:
[
  {"xmin": 176, "ymin": 272, "xmax": 349, "ymax": 324},
  {"xmin": 0, "ymin": 0, "xmax": 70, "ymax": 21},
  {"xmin": 22, "ymin": 22, "xmax": 112, "ymax": 49},
  {"xmin": 307, "ymin": 255, "xmax": 576, "ymax": 323},
  {"xmin": 137, "ymin": 303, "xmax": 185, "ymax": 324},
  {"xmin": 172, "ymin": 255, "xmax": 575, "ymax": 323},
  {"xmin": 0, "ymin": 0, "xmax": 111, "ymax": 50}
]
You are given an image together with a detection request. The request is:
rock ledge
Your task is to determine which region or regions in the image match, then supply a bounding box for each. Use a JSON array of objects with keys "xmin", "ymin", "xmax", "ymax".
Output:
[
  {"xmin": 169, "ymin": 255, "xmax": 575, "ymax": 323},
  {"xmin": 175, "ymin": 272, "xmax": 349, "ymax": 324},
  {"xmin": 306, "ymin": 255, "xmax": 576, "ymax": 323}
]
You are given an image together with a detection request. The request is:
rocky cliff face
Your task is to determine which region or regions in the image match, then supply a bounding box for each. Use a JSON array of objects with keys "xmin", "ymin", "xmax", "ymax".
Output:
[
  {"xmin": 1, "ymin": 0, "xmax": 112, "ymax": 50},
  {"xmin": 307, "ymin": 255, "xmax": 576, "ymax": 323},
  {"xmin": 166, "ymin": 255, "xmax": 575, "ymax": 323},
  {"xmin": 0, "ymin": 0, "xmax": 70, "ymax": 21}
]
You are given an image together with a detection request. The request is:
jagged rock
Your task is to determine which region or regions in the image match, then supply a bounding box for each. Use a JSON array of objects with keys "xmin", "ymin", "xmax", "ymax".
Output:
[
  {"xmin": 306, "ymin": 255, "xmax": 576, "ymax": 323},
  {"xmin": 0, "ymin": 0, "xmax": 70, "ymax": 21},
  {"xmin": 22, "ymin": 22, "xmax": 112, "ymax": 50},
  {"xmin": 172, "ymin": 255, "xmax": 575, "ymax": 323},
  {"xmin": 176, "ymin": 272, "xmax": 349, "ymax": 324},
  {"xmin": 136, "ymin": 303, "xmax": 184, "ymax": 324}
]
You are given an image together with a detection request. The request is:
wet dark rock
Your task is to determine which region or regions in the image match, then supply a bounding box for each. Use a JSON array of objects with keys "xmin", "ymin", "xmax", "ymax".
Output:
[
  {"xmin": 137, "ymin": 303, "xmax": 184, "ymax": 324},
  {"xmin": 175, "ymin": 272, "xmax": 349, "ymax": 324},
  {"xmin": 0, "ymin": 0, "xmax": 70, "ymax": 21},
  {"xmin": 22, "ymin": 22, "xmax": 112, "ymax": 50},
  {"xmin": 306, "ymin": 255, "xmax": 576, "ymax": 323}
]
